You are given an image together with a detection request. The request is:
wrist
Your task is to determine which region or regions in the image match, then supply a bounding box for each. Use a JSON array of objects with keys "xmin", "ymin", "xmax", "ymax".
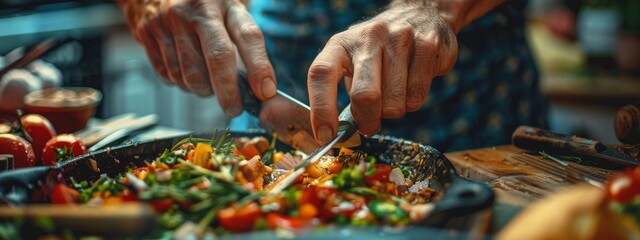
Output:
[{"xmin": 388, "ymin": 0, "xmax": 473, "ymax": 33}]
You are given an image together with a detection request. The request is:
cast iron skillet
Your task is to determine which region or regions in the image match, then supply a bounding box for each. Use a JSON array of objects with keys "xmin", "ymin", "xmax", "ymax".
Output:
[{"xmin": 0, "ymin": 131, "xmax": 494, "ymax": 236}]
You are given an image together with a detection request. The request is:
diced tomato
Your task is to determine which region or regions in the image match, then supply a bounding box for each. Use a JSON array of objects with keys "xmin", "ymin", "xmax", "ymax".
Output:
[
  {"xmin": 217, "ymin": 202, "xmax": 262, "ymax": 233},
  {"xmin": 120, "ymin": 189, "xmax": 138, "ymax": 202},
  {"xmin": 149, "ymin": 198, "xmax": 174, "ymax": 213},
  {"xmin": 51, "ymin": 183, "xmax": 80, "ymax": 205},
  {"xmin": 327, "ymin": 160, "xmax": 343, "ymax": 174},
  {"xmin": 364, "ymin": 164, "xmax": 393, "ymax": 185},
  {"xmin": 266, "ymin": 212, "xmax": 306, "ymax": 230},
  {"xmin": 239, "ymin": 145, "xmax": 260, "ymax": 159},
  {"xmin": 606, "ymin": 166, "xmax": 640, "ymax": 203}
]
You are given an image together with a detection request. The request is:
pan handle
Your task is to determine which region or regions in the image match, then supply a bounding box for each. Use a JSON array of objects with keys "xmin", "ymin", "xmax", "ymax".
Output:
[{"xmin": 421, "ymin": 177, "xmax": 494, "ymax": 228}]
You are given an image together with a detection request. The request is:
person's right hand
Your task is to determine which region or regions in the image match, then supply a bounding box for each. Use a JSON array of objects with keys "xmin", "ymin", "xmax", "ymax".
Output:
[{"xmin": 117, "ymin": 0, "xmax": 277, "ymax": 117}]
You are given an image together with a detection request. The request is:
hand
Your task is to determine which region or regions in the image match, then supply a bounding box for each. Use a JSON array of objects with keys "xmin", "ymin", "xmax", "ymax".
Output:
[
  {"xmin": 117, "ymin": 0, "xmax": 277, "ymax": 117},
  {"xmin": 307, "ymin": 2, "xmax": 457, "ymax": 144}
]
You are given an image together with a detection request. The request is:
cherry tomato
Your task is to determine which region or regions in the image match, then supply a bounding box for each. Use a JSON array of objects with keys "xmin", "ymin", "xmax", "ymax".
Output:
[
  {"xmin": 364, "ymin": 164, "xmax": 393, "ymax": 185},
  {"xmin": 149, "ymin": 198, "xmax": 174, "ymax": 213},
  {"xmin": 0, "ymin": 133, "xmax": 36, "ymax": 169},
  {"xmin": 217, "ymin": 202, "xmax": 262, "ymax": 233},
  {"xmin": 20, "ymin": 114, "xmax": 56, "ymax": 161},
  {"xmin": 266, "ymin": 213, "xmax": 306, "ymax": 230},
  {"xmin": 51, "ymin": 183, "xmax": 80, "ymax": 205},
  {"xmin": 606, "ymin": 166, "xmax": 640, "ymax": 203},
  {"xmin": 41, "ymin": 134, "xmax": 87, "ymax": 166}
]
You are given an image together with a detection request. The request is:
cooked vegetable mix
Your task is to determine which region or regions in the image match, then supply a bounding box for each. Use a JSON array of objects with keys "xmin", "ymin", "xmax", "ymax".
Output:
[{"xmin": 55, "ymin": 132, "xmax": 436, "ymax": 237}]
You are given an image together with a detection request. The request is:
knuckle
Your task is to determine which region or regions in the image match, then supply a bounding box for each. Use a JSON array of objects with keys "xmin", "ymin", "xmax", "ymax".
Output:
[
  {"xmin": 363, "ymin": 21, "xmax": 389, "ymax": 39},
  {"xmin": 351, "ymin": 88, "xmax": 381, "ymax": 105},
  {"xmin": 238, "ymin": 24, "xmax": 264, "ymax": 43},
  {"xmin": 205, "ymin": 43, "xmax": 234, "ymax": 64},
  {"xmin": 390, "ymin": 26, "xmax": 413, "ymax": 50},
  {"xmin": 168, "ymin": 66, "xmax": 182, "ymax": 79},
  {"xmin": 308, "ymin": 62, "xmax": 336, "ymax": 81}
]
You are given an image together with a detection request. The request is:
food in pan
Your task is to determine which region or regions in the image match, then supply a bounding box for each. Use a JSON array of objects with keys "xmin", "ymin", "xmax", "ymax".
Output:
[{"xmin": 49, "ymin": 132, "xmax": 437, "ymax": 237}]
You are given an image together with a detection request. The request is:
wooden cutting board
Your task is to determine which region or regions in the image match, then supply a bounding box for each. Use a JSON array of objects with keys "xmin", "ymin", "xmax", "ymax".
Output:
[{"xmin": 444, "ymin": 145, "xmax": 614, "ymax": 207}]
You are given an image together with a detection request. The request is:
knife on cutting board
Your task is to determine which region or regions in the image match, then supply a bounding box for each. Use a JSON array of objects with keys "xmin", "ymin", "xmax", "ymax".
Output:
[
  {"xmin": 236, "ymin": 71, "xmax": 360, "ymax": 154},
  {"xmin": 512, "ymin": 125, "xmax": 639, "ymax": 169}
]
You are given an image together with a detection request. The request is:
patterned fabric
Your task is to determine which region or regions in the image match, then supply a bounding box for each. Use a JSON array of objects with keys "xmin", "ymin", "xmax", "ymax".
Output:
[{"xmin": 245, "ymin": 0, "xmax": 548, "ymax": 151}]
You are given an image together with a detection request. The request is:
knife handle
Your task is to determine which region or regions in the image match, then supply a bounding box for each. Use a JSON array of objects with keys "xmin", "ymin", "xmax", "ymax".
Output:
[
  {"xmin": 237, "ymin": 70, "xmax": 262, "ymax": 116},
  {"xmin": 512, "ymin": 125, "xmax": 605, "ymax": 155}
]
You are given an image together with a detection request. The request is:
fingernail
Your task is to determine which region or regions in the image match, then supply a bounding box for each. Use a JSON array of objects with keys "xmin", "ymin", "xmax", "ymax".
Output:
[
  {"xmin": 261, "ymin": 78, "xmax": 276, "ymax": 98},
  {"xmin": 317, "ymin": 126, "xmax": 333, "ymax": 144},
  {"xmin": 225, "ymin": 104, "xmax": 242, "ymax": 117}
]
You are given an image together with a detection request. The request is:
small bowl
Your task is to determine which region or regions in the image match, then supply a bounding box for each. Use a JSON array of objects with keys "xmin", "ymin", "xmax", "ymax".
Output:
[{"xmin": 24, "ymin": 87, "xmax": 102, "ymax": 133}]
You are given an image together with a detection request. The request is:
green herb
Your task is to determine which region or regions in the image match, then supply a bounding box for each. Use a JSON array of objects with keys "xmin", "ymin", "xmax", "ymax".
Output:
[
  {"xmin": 365, "ymin": 156, "xmax": 377, "ymax": 177},
  {"xmin": 369, "ymin": 200, "xmax": 409, "ymax": 225},
  {"xmin": 260, "ymin": 134, "xmax": 278, "ymax": 165},
  {"xmin": 539, "ymin": 151, "xmax": 582, "ymax": 163}
]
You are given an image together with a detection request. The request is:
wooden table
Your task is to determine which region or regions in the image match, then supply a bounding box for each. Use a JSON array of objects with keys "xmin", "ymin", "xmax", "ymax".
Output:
[{"xmin": 444, "ymin": 145, "xmax": 614, "ymax": 232}]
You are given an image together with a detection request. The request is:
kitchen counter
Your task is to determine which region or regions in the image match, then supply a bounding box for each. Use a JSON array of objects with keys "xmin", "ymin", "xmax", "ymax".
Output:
[{"xmin": 444, "ymin": 145, "xmax": 614, "ymax": 232}]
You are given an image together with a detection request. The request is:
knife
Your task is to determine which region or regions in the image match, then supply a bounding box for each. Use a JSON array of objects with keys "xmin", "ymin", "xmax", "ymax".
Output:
[
  {"xmin": 267, "ymin": 104, "xmax": 356, "ymax": 195},
  {"xmin": 512, "ymin": 125, "xmax": 639, "ymax": 169},
  {"xmin": 236, "ymin": 71, "xmax": 360, "ymax": 154}
]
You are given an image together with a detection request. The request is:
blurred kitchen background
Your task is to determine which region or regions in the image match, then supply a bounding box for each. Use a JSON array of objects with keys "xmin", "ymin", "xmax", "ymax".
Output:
[{"xmin": 0, "ymin": 0, "xmax": 638, "ymax": 143}]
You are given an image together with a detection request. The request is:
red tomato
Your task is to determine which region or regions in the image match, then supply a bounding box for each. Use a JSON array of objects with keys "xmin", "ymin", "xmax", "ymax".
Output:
[
  {"xmin": 266, "ymin": 213, "xmax": 306, "ymax": 230},
  {"xmin": 0, "ymin": 133, "xmax": 36, "ymax": 169},
  {"xmin": 150, "ymin": 198, "xmax": 174, "ymax": 213},
  {"xmin": 41, "ymin": 134, "xmax": 87, "ymax": 166},
  {"xmin": 364, "ymin": 164, "xmax": 393, "ymax": 185},
  {"xmin": 606, "ymin": 166, "xmax": 640, "ymax": 203},
  {"xmin": 239, "ymin": 145, "xmax": 261, "ymax": 159},
  {"xmin": 20, "ymin": 114, "xmax": 56, "ymax": 161},
  {"xmin": 51, "ymin": 183, "xmax": 80, "ymax": 205},
  {"xmin": 217, "ymin": 202, "xmax": 263, "ymax": 233}
]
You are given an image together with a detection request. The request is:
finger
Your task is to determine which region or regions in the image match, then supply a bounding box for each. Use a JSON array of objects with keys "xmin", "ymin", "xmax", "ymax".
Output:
[
  {"xmin": 146, "ymin": 14, "xmax": 188, "ymax": 91},
  {"xmin": 225, "ymin": 2, "xmax": 276, "ymax": 100},
  {"xmin": 406, "ymin": 34, "xmax": 436, "ymax": 112},
  {"xmin": 194, "ymin": 8, "xmax": 242, "ymax": 117},
  {"xmin": 350, "ymin": 46, "xmax": 383, "ymax": 136},
  {"xmin": 138, "ymin": 24, "xmax": 169, "ymax": 83},
  {"xmin": 308, "ymin": 37, "xmax": 351, "ymax": 144},
  {"xmin": 348, "ymin": 23, "xmax": 387, "ymax": 136},
  {"xmin": 381, "ymin": 26, "xmax": 411, "ymax": 119},
  {"xmin": 166, "ymin": 11, "xmax": 213, "ymax": 97}
]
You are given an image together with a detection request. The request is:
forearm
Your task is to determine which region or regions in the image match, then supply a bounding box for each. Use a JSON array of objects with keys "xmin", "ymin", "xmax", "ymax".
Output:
[{"xmin": 389, "ymin": 0, "xmax": 506, "ymax": 33}]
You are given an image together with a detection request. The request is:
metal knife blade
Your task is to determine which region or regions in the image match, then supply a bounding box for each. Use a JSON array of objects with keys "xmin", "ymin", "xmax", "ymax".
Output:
[
  {"xmin": 237, "ymin": 71, "xmax": 360, "ymax": 154},
  {"xmin": 268, "ymin": 104, "xmax": 356, "ymax": 195}
]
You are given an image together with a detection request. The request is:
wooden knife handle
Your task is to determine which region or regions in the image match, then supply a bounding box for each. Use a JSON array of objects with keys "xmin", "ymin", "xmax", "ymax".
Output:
[
  {"xmin": 0, "ymin": 203, "xmax": 157, "ymax": 237},
  {"xmin": 512, "ymin": 126, "xmax": 605, "ymax": 155},
  {"xmin": 615, "ymin": 103, "xmax": 640, "ymax": 145}
]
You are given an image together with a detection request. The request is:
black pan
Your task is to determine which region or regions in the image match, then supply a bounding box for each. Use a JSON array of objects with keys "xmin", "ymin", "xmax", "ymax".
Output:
[{"xmin": 0, "ymin": 131, "xmax": 494, "ymax": 237}]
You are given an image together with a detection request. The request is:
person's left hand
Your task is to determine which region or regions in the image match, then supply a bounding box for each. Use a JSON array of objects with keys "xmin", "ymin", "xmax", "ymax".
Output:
[{"xmin": 307, "ymin": 3, "xmax": 458, "ymax": 144}]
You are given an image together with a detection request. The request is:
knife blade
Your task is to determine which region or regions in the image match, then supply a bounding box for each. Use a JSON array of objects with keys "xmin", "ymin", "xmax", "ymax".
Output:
[
  {"xmin": 512, "ymin": 125, "xmax": 639, "ymax": 169},
  {"xmin": 237, "ymin": 71, "xmax": 360, "ymax": 154},
  {"xmin": 268, "ymin": 104, "xmax": 356, "ymax": 195}
]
